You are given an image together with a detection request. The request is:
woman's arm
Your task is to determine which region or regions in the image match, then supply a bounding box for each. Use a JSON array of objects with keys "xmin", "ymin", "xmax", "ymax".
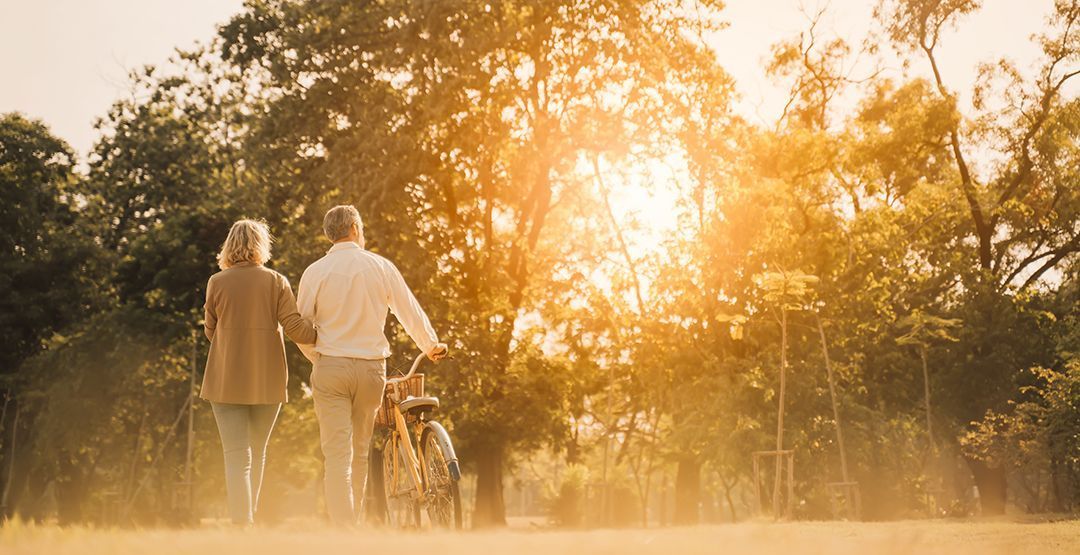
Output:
[
  {"xmin": 204, "ymin": 278, "xmax": 217, "ymax": 341},
  {"xmin": 276, "ymin": 274, "xmax": 317, "ymax": 345}
]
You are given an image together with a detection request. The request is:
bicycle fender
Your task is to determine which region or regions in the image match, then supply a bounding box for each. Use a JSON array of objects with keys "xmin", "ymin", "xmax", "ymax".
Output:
[{"xmin": 425, "ymin": 421, "xmax": 461, "ymax": 481}]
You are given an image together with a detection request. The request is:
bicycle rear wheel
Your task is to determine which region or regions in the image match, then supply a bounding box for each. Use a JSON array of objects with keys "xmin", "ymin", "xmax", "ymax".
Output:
[
  {"xmin": 381, "ymin": 433, "xmax": 420, "ymax": 528},
  {"xmin": 421, "ymin": 425, "xmax": 462, "ymax": 529}
]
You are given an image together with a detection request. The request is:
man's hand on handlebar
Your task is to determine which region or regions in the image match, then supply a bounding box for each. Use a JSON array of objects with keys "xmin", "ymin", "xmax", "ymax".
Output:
[{"xmin": 427, "ymin": 343, "xmax": 449, "ymax": 362}]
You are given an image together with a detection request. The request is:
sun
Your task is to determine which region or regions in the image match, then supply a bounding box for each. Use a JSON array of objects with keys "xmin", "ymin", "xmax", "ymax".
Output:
[{"xmin": 598, "ymin": 154, "xmax": 685, "ymax": 260}]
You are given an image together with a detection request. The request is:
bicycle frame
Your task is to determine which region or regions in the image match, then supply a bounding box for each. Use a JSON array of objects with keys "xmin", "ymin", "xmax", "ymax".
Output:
[{"xmin": 385, "ymin": 353, "xmax": 433, "ymax": 501}]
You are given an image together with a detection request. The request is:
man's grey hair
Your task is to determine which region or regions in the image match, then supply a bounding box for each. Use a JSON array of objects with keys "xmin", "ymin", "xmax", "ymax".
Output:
[{"xmin": 323, "ymin": 205, "xmax": 363, "ymax": 242}]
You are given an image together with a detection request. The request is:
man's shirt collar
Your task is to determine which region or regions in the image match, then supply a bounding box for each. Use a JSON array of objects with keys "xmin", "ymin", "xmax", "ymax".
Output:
[{"xmin": 327, "ymin": 241, "xmax": 362, "ymax": 254}]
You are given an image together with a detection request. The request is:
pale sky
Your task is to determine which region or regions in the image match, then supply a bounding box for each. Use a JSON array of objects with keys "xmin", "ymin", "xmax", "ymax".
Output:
[
  {"xmin": 0, "ymin": 0, "xmax": 1061, "ymax": 157},
  {"xmin": 0, "ymin": 0, "xmax": 244, "ymax": 156},
  {"xmin": 715, "ymin": 0, "xmax": 1057, "ymax": 126}
]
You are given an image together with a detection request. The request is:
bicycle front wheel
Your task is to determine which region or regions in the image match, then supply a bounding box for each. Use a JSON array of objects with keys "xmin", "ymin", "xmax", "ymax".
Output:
[{"xmin": 421, "ymin": 425, "xmax": 462, "ymax": 529}]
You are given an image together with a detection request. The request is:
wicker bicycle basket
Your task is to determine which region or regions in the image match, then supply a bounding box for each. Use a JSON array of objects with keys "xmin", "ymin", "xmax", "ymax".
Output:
[{"xmin": 375, "ymin": 373, "xmax": 424, "ymax": 429}]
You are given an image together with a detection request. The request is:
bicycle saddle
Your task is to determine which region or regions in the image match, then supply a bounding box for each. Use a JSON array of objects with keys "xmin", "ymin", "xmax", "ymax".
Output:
[{"xmin": 399, "ymin": 395, "xmax": 440, "ymax": 413}]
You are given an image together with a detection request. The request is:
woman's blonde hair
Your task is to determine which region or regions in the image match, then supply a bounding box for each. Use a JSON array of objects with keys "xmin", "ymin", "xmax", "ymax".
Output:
[{"xmin": 217, "ymin": 219, "xmax": 273, "ymax": 270}]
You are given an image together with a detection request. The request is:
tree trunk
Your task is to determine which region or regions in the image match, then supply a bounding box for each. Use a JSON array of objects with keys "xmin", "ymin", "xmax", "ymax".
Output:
[
  {"xmin": 0, "ymin": 398, "xmax": 19, "ymax": 517},
  {"xmin": 125, "ymin": 411, "xmax": 149, "ymax": 500},
  {"xmin": 565, "ymin": 426, "xmax": 580, "ymax": 465},
  {"xmin": 0, "ymin": 393, "xmax": 9, "ymax": 454},
  {"xmin": 673, "ymin": 457, "xmax": 701, "ymax": 525},
  {"xmin": 659, "ymin": 474, "xmax": 669, "ymax": 526},
  {"xmin": 772, "ymin": 308, "xmax": 788, "ymax": 517},
  {"xmin": 816, "ymin": 316, "xmax": 850, "ymax": 483},
  {"xmin": 57, "ymin": 453, "xmax": 89, "ymax": 525},
  {"xmin": 473, "ymin": 443, "xmax": 507, "ymax": 527},
  {"xmin": 600, "ymin": 359, "xmax": 614, "ymax": 526},
  {"xmin": 920, "ymin": 349, "xmax": 935, "ymax": 451},
  {"xmin": 721, "ymin": 475, "xmax": 738, "ymax": 523},
  {"xmin": 967, "ymin": 457, "xmax": 1007, "ymax": 515},
  {"xmin": 1047, "ymin": 447, "xmax": 1066, "ymax": 512},
  {"xmin": 632, "ymin": 408, "xmax": 661, "ymax": 528},
  {"xmin": 183, "ymin": 329, "xmax": 198, "ymax": 519}
]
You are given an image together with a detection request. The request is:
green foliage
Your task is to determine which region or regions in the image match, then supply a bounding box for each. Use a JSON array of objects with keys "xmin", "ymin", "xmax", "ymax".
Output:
[
  {"xmin": 20, "ymin": 307, "xmax": 196, "ymax": 523},
  {"xmin": 7, "ymin": 0, "xmax": 1080, "ymax": 526},
  {"xmin": 213, "ymin": 0, "xmax": 740, "ymax": 525},
  {"xmin": 546, "ymin": 463, "xmax": 588, "ymax": 528},
  {"xmin": 897, "ymin": 310, "xmax": 961, "ymax": 350},
  {"xmin": 0, "ymin": 113, "xmax": 101, "ymax": 376},
  {"xmin": 962, "ymin": 364, "xmax": 1080, "ymax": 511},
  {"xmin": 754, "ymin": 269, "xmax": 820, "ymax": 312}
]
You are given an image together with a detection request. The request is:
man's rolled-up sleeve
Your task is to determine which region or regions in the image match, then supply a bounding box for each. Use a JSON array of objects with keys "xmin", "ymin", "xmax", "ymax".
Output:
[{"xmin": 385, "ymin": 261, "xmax": 439, "ymax": 355}]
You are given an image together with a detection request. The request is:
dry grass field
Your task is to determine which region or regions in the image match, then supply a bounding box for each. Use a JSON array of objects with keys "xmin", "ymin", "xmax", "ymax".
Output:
[{"xmin": 1, "ymin": 519, "xmax": 1077, "ymax": 555}]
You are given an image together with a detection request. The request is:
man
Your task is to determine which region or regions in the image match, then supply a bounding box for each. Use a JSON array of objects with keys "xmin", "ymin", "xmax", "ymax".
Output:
[{"xmin": 297, "ymin": 205, "xmax": 447, "ymax": 526}]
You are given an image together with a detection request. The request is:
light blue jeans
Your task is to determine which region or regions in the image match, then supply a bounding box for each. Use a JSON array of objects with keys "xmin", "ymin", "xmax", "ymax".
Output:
[{"xmin": 210, "ymin": 402, "xmax": 281, "ymax": 525}]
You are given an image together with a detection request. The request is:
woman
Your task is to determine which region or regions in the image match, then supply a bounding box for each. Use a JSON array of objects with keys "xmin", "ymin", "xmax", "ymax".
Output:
[{"xmin": 202, "ymin": 219, "xmax": 316, "ymax": 526}]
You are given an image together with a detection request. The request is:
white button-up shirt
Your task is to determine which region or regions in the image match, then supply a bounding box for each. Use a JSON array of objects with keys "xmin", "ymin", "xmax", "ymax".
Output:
[{"xmin": 297, "ymin": 242, "xmax": 439, "ymax": 360}]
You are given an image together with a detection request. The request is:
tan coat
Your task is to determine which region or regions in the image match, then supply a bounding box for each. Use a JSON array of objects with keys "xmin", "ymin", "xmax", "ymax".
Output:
[{"xmin": 202, "ymin": 262, "xmax": 316, "ymax": 404}]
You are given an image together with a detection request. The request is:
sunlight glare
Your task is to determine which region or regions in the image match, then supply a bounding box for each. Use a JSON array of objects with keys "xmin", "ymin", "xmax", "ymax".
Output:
[{"xmin": 601, "ymin": 154, "xmax": 685, "ymax": 260}]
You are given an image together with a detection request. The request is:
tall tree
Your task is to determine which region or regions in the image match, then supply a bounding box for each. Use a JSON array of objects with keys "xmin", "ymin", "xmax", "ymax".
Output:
[
  {"xmin": 0, "ymin": 113, "xmax": 100, "ymax": 518},
  {"xmin": 755, "ymin": 269, "xmax": 818, "ymax": 517},
  {"xmin": 218, "ymin": 0, "xmax": 731, "ymax": 526},
  {"xmin": 878, "ymin": 0, "xmax": 1080, "ymax": 512},
  {"xmin": 0, "ymin": 113, "xmax": 99, "ymax": 379},
  {"xmin": 897, "ymin": 310, "xmax": 961, "ymax": 453}
]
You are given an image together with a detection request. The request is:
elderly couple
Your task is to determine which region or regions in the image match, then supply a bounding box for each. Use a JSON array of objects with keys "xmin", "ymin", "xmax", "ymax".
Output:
[{"xmin": 200, "ymin": 205, "xmax": 447, "ymax": 527}]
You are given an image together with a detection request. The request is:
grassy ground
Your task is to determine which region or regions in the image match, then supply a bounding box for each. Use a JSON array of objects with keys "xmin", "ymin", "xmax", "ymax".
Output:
[{"xmin": 2, "ymin": 519, "xmax": 1078, "ymax": 555}]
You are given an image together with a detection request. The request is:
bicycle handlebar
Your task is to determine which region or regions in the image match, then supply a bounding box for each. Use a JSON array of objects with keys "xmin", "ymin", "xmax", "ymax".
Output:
[{"xmin": 386, "ymin": 352, "xmax": 430, "ymax": 386}]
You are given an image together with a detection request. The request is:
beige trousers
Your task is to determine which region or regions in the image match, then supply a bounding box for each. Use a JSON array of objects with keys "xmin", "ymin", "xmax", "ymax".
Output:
[{"xmin": 311, "ymin": 355, "xmax": 386, "ymax": 525}]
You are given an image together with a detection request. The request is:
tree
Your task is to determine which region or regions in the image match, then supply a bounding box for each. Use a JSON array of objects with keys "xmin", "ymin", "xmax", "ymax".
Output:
[
  {"xmin": 897, "ymin": 310, "xmax": 961, "ymax": 453},
  {"xmin": 962, "ymin": 363, "xmax": 1080, "ymax": 512},
  {"xmin": 0, "ymin": 113, "xmax": 101, "ymax": 518},
  {"xmin": 0, "ymin": 113, "xmax": 100, "ymax": 377},
  {"xmin": 11, "ymin": 0, "xmax": 1080, "ymax": 526},
  {"xmin": 754, "ymin": 268, "xmax": 819, "ymax": 517},
  {"xmin": 875, "ymin": 0, "xmax": 1080, "ymax": 513},
  {"xmin": 814, "ymin": 313, "xmax": 855, "ymax": 514},
  {"xmin": 218, "ymin": 0, "xmax": 732, "ymax": 526},
  {"xmin": 11, "ymin": 49, "xmax": 266, "ymax": 523}
]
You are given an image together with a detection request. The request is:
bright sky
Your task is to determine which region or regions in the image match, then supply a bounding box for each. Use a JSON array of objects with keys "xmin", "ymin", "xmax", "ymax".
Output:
[
  {"xmin": 0, "ymin": 1, "xmax": 1057, "ymax": 157},
  {"xmin": 715, "ymin": 0, "xmax": 1056, "ymax": 126},
  {"xmin": 0, "ymin": 0, "xmax": 244, "ymax": 156}
]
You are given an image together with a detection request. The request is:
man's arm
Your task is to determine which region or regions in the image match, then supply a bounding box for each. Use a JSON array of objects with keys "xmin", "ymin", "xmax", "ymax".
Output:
[
  {"xmin": 295, "ymin": 266, "xmax": 320, "ymax": 363},
  {"xmin": 385, "ymin": 260, "xmax": 441, "ymax": 357}
]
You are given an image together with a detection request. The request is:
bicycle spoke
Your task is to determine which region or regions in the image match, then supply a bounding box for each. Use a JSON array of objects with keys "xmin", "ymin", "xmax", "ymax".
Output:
[
  {"xmin": 383, "ymin": 435, "xmax": 419, "ymax": 528},
  {"xmin": 422, "ymin": 430, "xmax": 457, "ymax": 528}
]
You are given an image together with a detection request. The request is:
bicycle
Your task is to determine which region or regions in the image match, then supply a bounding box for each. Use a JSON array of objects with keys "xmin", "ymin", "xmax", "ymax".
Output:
[{"xmin": 372, "ymin": 351, "xmax": 462, "ymax": 529}]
